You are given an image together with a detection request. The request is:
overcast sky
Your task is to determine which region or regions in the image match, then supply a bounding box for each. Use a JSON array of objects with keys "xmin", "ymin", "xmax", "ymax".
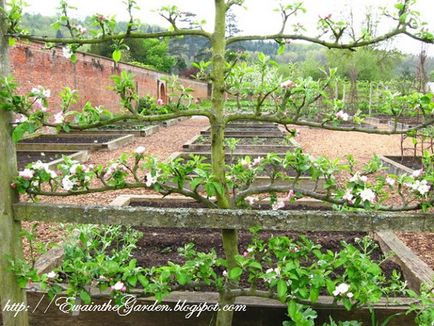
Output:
[{"xmin": 23, "ymin": 0, "xmax": 434, "ymax": 55}]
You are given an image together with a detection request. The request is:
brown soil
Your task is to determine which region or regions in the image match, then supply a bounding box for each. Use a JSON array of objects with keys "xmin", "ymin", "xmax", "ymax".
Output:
[
  {"xmin": 385, "ymin": 156, "xmax": 423, "ymax": 170},
  {"xmin": 20, "ymin": 135, "xmax": 118, "ymax": 144},
  {"xmin": 16, "ymin": 151, "xmax": 71, "ymax": 170},
  {"xmin": 134, "ymin": 228, "xmax": 403, "ymax": 291}
]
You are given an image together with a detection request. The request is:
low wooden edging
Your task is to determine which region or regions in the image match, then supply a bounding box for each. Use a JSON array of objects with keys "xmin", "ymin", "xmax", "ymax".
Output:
[
  {"xmin": 375, "ymin": 231, "xmax": 434, "ymax": 291},
  {"xmin": 17, "ymin": 134, "xmax": 135, "ymax": 152},
  {"xmin": 161, "ymin": 116, "xmax": 190, "ymax": 127},
  {"xmin": 13, "ymin": 203, "xmax": 433, "ymax": 232},
  {"xmin": 380, "ymin": 155, "xmax": 416, "ymax": 175}
]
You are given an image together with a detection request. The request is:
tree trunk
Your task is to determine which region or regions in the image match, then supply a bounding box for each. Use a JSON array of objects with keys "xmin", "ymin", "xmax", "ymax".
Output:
[
  {"xmin": 211, "ymin": 1, "xmax": 239, "ymax": 325},
  {"xmin": 0, "ymin": 2, "xmax": 29, "ymax": 325}
]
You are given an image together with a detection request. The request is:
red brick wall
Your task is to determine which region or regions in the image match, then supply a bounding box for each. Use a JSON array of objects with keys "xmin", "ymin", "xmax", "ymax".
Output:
[{"xmin": 9, "ymin": 42, "xmax": 209, "ymax": 113}]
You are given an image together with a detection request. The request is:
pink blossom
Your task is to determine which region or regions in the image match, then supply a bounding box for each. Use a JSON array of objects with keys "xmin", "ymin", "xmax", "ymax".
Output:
[
  {"xmin": 342, "ymin": 189, "xmax": 355, "ymax": 204},
  {"xmin": 412, "ymin": 169, "xmax": 423, "ymax": 178},
  {"xmin": 243, "ymin": 251, "xmax": 248, "ymax": 257},
  {"xmin": 385, "ymin": 177, "xmax": 395, "ymax": 186},
  {"xmin": 156, "ymin": 98, "xmax": 164, "ymax": 105},
  {"xmin": 272, "ymin": 199, "xmax": 285, "ymax": 210},
  {"xmin": 54, "ymin": 112, "xmax": 64, "ymax": 124},
  {"xmin": 19, "ymin": 169, "xmax": 34, "ymax": 180},
  {"xmin": 336, "ymin": 110, "xmax": 350, "ymax": 121},
  {"xmin": 111, "ymin": 281, "xmax": 126, "ymax": 292},
  {"xmin": 135, "ymin": 146, "xmax": 146, "ymax": 155},
  {"xmin": 280, "ymin": 80, "xmax": 296, "ymax": 89}
]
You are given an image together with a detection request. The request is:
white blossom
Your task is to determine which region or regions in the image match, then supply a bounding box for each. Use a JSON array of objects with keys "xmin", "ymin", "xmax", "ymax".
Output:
[
  {"xmin": 46, "ymin": 271, "xmax": 57, "ymax": 279},
  {"xmin": 336, "ymin": 110, "xmax": 350, "ymax": 121},
  {"xmin": 145, "ymin": 173, "xmax": 158, "ymax": 187},
  {"xmin": 343, "ymin": 189, "xmax": 354, "ymax": 203},
  {"xmin": 333, "ymin": 283, "xmax": 350, "ymax": 296},
  {"xmin": 385, "ymin": 177, "xmax": 395, "ymax": 186},
  {"xmin": 62, "ymin": 176, "xmax": 76, "ymax": 191},
  {"xmin": 54, "ymin": 112, "xmax": 64, "ymax": 124},
  {"xmin": 412, "ymin": 169, "xmax": 423, "ymax": 178},
  {"xmin": 135, "ymin": 146, "xmax": 146, "ymax": 155},
  {"xmin": 410, "ymin": 180, "xmax": 431, "ymax": 196},
  {"xmin": 19, "ymin": 169, "xmax": 34, "ymax": 180},
  {"xmin": 62, "ymin": 47, "xmax": 73, "ymax": 59},
  {"xmin": 359, "ymin": 188, "xmax": 376, "ymax": 203}
]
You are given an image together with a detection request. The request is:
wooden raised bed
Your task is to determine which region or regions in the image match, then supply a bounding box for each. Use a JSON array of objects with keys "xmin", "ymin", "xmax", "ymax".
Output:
[
  {"xmin": 161, "ymin": 116, "xmax": 191, "ymax": 127},
  {"xmin": 380, "ymin": 155, "xmax": 422, "ymax": 175},
  {"xmin": 11, "ymin": 196, "xmax": 431, "ymax": 326},
  {"xmin": 16, "ymin": 150, "xmax": 89, "ymax": 170},
  {"xmin": 200, "ymin": 127, "xmax": 284, "ymax": 138},
  {"xmin": 74, "ymin": 124, "xmax": 160, "ymax": 137},
  {"xmin": 17, "ymin": 133, "xmax": 134, "ymax": 152},
  {"xmin": 183, "ymin": 134, "xmax": 297, "ymax": 153}
]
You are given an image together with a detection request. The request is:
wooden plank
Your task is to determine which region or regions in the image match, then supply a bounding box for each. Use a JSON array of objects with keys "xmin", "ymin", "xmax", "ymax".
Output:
[
  {"xmin": 375, "ymin": 231, "xmax": 434, "ymax": 290},
  {"xmin": 13, "ymin": 203, "xmax": 433, "ymax": 232}
]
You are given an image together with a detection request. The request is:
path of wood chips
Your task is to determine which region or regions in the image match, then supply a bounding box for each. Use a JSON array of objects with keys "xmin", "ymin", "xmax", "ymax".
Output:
[{"xmin": 22, "ymin": 120, "xmax": 433, "ymax": 270}]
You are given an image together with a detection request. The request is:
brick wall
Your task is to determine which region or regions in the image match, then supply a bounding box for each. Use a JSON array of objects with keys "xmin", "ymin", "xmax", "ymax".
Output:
[{"xmin": 9, "ymin": 42, "xmax": 209, "ymax": 113}]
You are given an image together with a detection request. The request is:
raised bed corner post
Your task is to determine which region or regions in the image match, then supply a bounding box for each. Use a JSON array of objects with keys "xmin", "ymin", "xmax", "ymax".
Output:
[
  {"xmin": 212, "ymin": 1, "xmax": 239, "ymax": 325},
  {"xmin": 0, "ymin": 2, "xmax": 30, "ymax": 325}
]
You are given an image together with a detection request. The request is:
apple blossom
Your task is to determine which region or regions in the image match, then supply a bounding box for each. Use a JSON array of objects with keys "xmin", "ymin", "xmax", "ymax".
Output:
[
  {"xmin": 347, "ymin": 292, "xmax": 354, "ymax": 298},
  {"xmin": 19, "ymin": 169, "xmax": 34, "ymax": 180},
  {"xmin": 336, "ymin": 110, "xmax": 350, "ymax": 121},
  {"xmin": 385, "ymin": 177, "xmax": 395, "ymax": 186},
  {"xmin": 62, "ymin": 176, "xmax": 76, "ymax": 191},
  {"xmin": 280, "ymin": 80, "xmax": 296, "ymax": 89},
  {"xmin": 54, "ymin": 112, "xmax": 64, "ymax": 124},
  {"xmin": 360, "ymin": 188, "xmax": 376, "ymax": 203},
  {"xmin": 412, "ymin": 169, "xmax": 423, "ymax": 178},
  {"xmin": 111, "ymin": 281, "xmax": 126, "ymax": 292},
  {"xmin": 251, "ymin": 156, "xmax": 262, "ymax": 167},
  {"xmin": 222, "ymin": 270, "xmax": 228, "ymax": 277},
  {"xmin": 285, "ymin": 189, "xmax": 295, "ymax": 201},
  {"xmin": 157, "ymin": 98, "xmax": 164, "ymax": 105},
  {"xmin": 135, "ymin": 146, "xmax": 146, "ymax": 155},
  {"xmin": 350, "ymin": 172, "xmax": 367, "ymax": 183},
  {"xmin": 62, "ymin": 47, "xmax": 73, "ymax": 59},
  {"xmin": 46, "ymin": 271, "xmax": 57, "ymax": 279},
  {"xmin": 342, "ymin": 189, "xmax": 355, "ymax": 204},
  {"xmin": 15, "ymin": 115, "xmax": 28, "ymax": 123},
  {"xmin": 333, "ymin": 283, "xmax": 350, "ymax": 296},
  {"xmin": 410, "ymin": 180, "xmax": 431, "ymax": 196},
  {"xmin": 145, "ymin": 173, "xmax": 158, "ymax": 187},
  {"xmin": 76, "ymin": 25, "xmax": 87, "ymax": 34}
]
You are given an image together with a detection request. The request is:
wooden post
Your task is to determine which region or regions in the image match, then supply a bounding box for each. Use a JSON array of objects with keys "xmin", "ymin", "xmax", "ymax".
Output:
[{"xmin": 0, "ymin": 1, "xmax": 29, "ymax": 325}]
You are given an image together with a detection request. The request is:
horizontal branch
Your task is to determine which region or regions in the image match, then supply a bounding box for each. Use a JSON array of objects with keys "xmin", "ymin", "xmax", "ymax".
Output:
[
  {"xmin": 13, "ymin": 203, "xmax": 434, "ymax": 232},
  {"xmin": 41, "ymin": 110, "xmax": 211, "ymax": 131},
  {"xmin": 225, "ymin": 114, "xmax": 434, "ymax": 135},
  {"xmin": 236, "ymin": 185, "xmax": 433, "ymax": 212},
  {"xmin": 9, "ymin": 29, "xmax": 212, "ymax": 45},
  {"xmin": 226, "ymin": 28, "xmax": 406, "ymax": 48}
]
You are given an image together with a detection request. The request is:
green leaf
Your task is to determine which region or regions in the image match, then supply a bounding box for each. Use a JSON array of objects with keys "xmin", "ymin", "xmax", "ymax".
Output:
[
  {"xmin": 228, "ymin": 267, "xmax": 243, "ymax": 280},
  {"xmin": 277, "ymin": 44, "xmax": 286, "ymax": 55},
  {"xmin": 127, "ymin": 275, "xmax": 137, "ymax": 287},
  {"xmin": 137, "ymin": 274, "xmax": 149, "ymax": 288},
  {"xmin": 277, "ymin": 280, "xmax": 288, "ymax": 301},
  {"xmin": 80, "ymin": 290, "xmax": 92, "ymax": 304},
  {"xmin": 8, "ymin": 38, "xmax": 16, "ymax": 47},
  {"xmin": 70, "ymin": 54, "xmax": 78, "ymax": 64},
  {"xmin": 112, "ymin": 49, "xmax": 122, "ymax": 63}
]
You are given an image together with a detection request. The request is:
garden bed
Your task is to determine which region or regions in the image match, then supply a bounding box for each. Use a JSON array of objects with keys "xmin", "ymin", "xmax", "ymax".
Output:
[
  {"xmin": 12, "ymin": 196, "xmax": 429, "ymax": 326},
  {"xmin": 380, "ymin": 155, "xmax": 422, "ymax": 175},
  {"xmin": 16, "ymin": 150, "xmax": 89, "ymax": 170},
  {"xmin": 17, "ymin": 133, "xmax": 135, "ymax": 152},
  {"xmin": 76, "ymin": 124, "xmax": 160, "ymax": 137},
  {"xmin": 200, "ymin": 127, "xmax": 284, "ymax": 138},
  {"xmin": 183, "ymin": 134, "xmax": 296, "ymax": 153}
]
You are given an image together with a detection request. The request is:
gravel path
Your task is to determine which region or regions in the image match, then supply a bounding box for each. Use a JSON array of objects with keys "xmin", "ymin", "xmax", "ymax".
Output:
[{"xmin": 21, "ymin": 119, "xmax": 433, "ymax": 271}]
